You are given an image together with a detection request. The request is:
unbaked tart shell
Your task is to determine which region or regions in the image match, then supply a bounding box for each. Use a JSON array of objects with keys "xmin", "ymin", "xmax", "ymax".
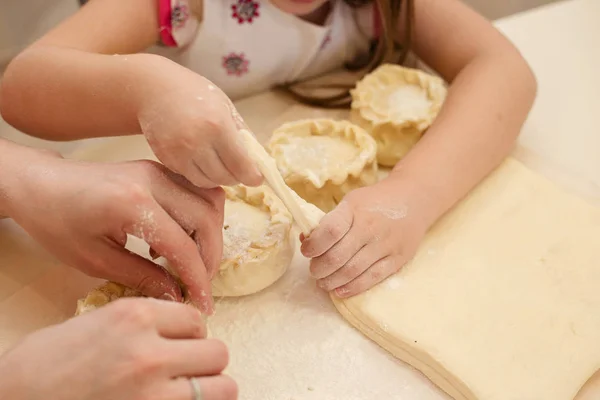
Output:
[
  {"xmin": 267, "ymin": 118, "xmax": 378, "ymax": 213},
  {"xmin": 350, "ymin": 64, "xmax": 447, "ymax": 167}
]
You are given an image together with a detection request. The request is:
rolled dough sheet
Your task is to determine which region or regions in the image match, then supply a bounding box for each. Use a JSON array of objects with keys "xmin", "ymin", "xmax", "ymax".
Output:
[{"xmin": 331, "ymin": 158, "xmax": 600, "ymax": 400}]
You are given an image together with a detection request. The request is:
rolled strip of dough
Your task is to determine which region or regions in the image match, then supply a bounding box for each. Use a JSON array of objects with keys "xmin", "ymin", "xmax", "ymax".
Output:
[{"xmin": 239, "ymin": 129, "xmax": 323, "ymax": 234}]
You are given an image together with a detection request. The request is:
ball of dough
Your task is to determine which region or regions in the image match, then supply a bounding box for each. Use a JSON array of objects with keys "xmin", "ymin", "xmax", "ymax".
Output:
[
  {"xmin": 267, "ymin": 118, "xmax": 378, "ymax": 213},
  {"xmin": 350, "ymin": 64, "xmax": 447, "ymax": 167}
]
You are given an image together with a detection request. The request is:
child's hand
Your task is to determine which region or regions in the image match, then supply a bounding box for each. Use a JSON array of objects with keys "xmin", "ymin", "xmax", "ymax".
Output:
[
  {"xmin": 137, "ymin": 73, "xmax": 263, "ymax": 189},
  {"xmin": 300, "ymin": 178, "xmax": 430, "ymax": 297}
]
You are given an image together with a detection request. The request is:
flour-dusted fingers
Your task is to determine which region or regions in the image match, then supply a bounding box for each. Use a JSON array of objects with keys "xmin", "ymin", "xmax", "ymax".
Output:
[
  {"xmin": 124, "ymin": 199, "xmax": 214, "ymax": 314},
  {"xmin": 301, "ymin": 200, "xmax": 354, "ymax": 258},
  {"xmin": 308, "ymin": 221, "xmax": 368, "ymax": 280},
  {"xmin": 334, "ymin": 255, "xmax": 402, "ymax": 298},
  {"xmin": 162, "ymin": 376, "xmax": 238, "ymax": 400},
  {"xmin": 316, "ymin": 242, "xmax": 388, "ymax": 292},
  {"xmin": 163, "ymin": 339, "xmax": 229, "ymax": 377},
  {"xmin": 214, "ymin": 132, "xmax": 263, "ymax": 187},
  {"xmin": 193, "ymin": 148, "xmax": 238, "ymax": 187},
  {"xmin": 151, "ymin": 174, "xmax": 225, "ymax": 278}
]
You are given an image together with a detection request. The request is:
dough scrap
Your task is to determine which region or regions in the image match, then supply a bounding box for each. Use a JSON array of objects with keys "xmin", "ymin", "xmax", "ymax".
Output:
[
  {"xmin": 350, "ymin": 64, "xmax": 447, "ymax": 166},
  {"xmin": 75, "ymin": 184, "xmax": 295, "ymax": 314},
  {"xmin": 331, "ymin": 158, "xmax": 600, "ymax": 400},
  {"xmin": 267, "ymin": 118, "xmax": 378, "ymax": 212}
]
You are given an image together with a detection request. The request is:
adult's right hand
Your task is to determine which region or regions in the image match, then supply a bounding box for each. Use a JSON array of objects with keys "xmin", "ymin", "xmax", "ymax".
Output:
[
  {"xmin": 2, "ymin": 143, "xmax": 223, "ymax": 314},
  {"xmin": 0, "ymin": 298, "xmax": 237, "ymax": 400}
]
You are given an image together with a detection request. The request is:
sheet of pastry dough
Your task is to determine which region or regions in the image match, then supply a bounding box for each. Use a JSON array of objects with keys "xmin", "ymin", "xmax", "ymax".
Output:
[{"xmin": 331, "ymin": 158, "xmax": 600, "ymax": 400}]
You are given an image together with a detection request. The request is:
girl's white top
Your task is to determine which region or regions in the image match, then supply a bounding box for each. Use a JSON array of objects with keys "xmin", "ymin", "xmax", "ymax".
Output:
[{"xmin": 155, "ymin": 0, "xmax": 376, "ymax": 99}]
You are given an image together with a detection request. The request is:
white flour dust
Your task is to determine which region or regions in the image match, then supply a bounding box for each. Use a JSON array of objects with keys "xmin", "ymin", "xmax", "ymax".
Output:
[
  {"xmin": 367, "ymin": 204, "xmax": 409, "ymax": 220},
  {"xmin": 388, "ymin": 85, "xmax": 432, "ymax": 120},
  {"xmin": 278, "ymin": 136, "xmax": 358, "ymax": 178},
  {"xmin": 208, "ymin": 247, "xmax": 447, "ymax": 400},
  {"xmin": 385, "ymin": 275, "xmax": 405, "ymax": 291},
  {"xmin": 131, "ymin": 207, "xmax": 158, "ymax": 244}
]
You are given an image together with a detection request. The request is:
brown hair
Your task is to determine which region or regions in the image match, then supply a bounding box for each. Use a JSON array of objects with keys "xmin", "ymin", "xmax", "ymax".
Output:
[{"xmin": 282, "ymin": 0, "xmax": 414, "ymax": 108}]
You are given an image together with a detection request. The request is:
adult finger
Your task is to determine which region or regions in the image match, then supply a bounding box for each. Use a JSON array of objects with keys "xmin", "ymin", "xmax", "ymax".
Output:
[
  {"xmin": 316, "ymin": 243, "xmax": 387, "ymax": 291},
  {"xmin": 162, "ymin": 170, "xmax": 226, "ymax": 206},
  {"xmin": 159, "ymin": 375, "xmax": 238, "ymax": 400},
  {"xmin": 124, "ymin": 200, "xmax": 214, "ymax": 314},
  {"xmin": 147, "ymin": 299, "xmax": 207, "ymax": 339},
  {"xmin": 99, "ymin": 297, "xmax": 206, "ymax": 340},
  {"xmin": 301, "ymin": 201, "xmax": 353, "ymax": 258},
  {"xmin": 163, "ymin": 338, "xmax": 229, "ymax": 377},
  {"xmin": 334, "ymin": 255, "xmax": 401, "ymax": 298},
  {"xmin": 151, "ymin": 175, "xmax": 225, "ymax": 278},
  {"xmin": 93, "ymin": 243, "xmax": 183, "ymax": 302}
]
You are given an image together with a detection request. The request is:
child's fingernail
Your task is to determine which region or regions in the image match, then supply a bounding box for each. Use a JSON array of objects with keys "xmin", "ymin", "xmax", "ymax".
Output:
[{"xmin": 335, "ymin": 287, "xmax": 350, "ymax": 297}]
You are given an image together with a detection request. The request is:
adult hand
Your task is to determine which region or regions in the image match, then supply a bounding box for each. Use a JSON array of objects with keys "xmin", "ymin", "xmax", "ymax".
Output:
[
  {"xmin": 0, "ymin": 298, "xmax": 237, "ymax": 400},
  {"xmin": 4, "ymin": 146, "xmax": 223, "ymax": 313}
]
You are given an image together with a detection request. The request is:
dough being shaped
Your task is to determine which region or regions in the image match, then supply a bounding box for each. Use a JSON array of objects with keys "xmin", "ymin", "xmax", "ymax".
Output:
[
  {"xmin": 214, "ymin": 184, "xmax": 294, "ymax": 297},
  {"xmin": 75, "ymin": 281, "xmax": 145, "ymax": 316},
  {"xmin": 350, "ymin": 64, "xmax": 447, "ymax": 167},
  {"xmin": 267, "ymin": 119, "xmax": 378, "ymax": 212},
  {"xmin": 75, "ymin": 184, "xmax": 295, "ymax": 315},
  {"xmin": 330, "ymin": 158, "xmax": 600, "ymax": 400}
]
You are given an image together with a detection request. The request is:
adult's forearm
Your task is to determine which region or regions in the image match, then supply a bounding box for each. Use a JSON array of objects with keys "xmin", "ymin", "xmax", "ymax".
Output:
[
  {"xmin": 0, "ymin": 49, "xmax": 163, "ymax": 141},
  {"xmin": 389, "ymin": 51, "xmax": 537, "ymax": 227},
  {"xmin": 0, "ymin": 139, "xmax": 39, "ymax": 218}
]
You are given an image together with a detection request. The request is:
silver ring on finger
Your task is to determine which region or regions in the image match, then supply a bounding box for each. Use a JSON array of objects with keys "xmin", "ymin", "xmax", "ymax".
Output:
[{"xmin": 190, "ymin": 377, "xmax": 203, "ymax": 400}]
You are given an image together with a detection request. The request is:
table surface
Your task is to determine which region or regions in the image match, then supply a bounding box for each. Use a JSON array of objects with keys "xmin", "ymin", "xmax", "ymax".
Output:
[{"xmin": 1, "ymin": 0, "xmax": 599, "ymax": 398}]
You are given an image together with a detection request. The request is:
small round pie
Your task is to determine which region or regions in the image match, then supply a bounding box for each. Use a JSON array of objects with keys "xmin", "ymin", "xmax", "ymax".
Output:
[
  {"xmin": 214, "ymin": 184, "xmax": 294, "ymax": 297},
  {"xmin": 75, "ymin": 184, "xmax": 295, "ymax": 315},
  {"xmin": 350, "ymin": 64, "xmax": 447, "ymax": 167},
  {"xmin": 267, "ymin": 119, "xmax": 378, "ymax": 213}
]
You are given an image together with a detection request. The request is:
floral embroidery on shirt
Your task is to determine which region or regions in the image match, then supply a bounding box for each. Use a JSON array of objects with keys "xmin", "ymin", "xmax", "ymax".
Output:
[
  {"xmin": 222, "ymin": 53, "xmax": 250, "ymax": 76},
  {"xmin": 171, "ymin": 1, "xmax": 190, "ymax": 29},
  {"xmin": 231, "ymin": 0, "xmax": 260, "ymax": 24}
]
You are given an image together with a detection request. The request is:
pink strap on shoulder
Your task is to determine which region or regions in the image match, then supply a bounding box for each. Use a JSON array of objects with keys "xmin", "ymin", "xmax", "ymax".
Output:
[{"xmin": 158, "ymin": 0, "xmax": 177, "ymax": 47}]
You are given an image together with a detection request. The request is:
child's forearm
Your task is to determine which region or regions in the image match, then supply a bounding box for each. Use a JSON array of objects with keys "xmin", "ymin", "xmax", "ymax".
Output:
[
  {"xmin": 389, "ymin": 51, "xmax": 537, "ymax": 227},
  {"xmin": 0, "ymin": 50, "xmax": 169, "ymax": 141}
]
